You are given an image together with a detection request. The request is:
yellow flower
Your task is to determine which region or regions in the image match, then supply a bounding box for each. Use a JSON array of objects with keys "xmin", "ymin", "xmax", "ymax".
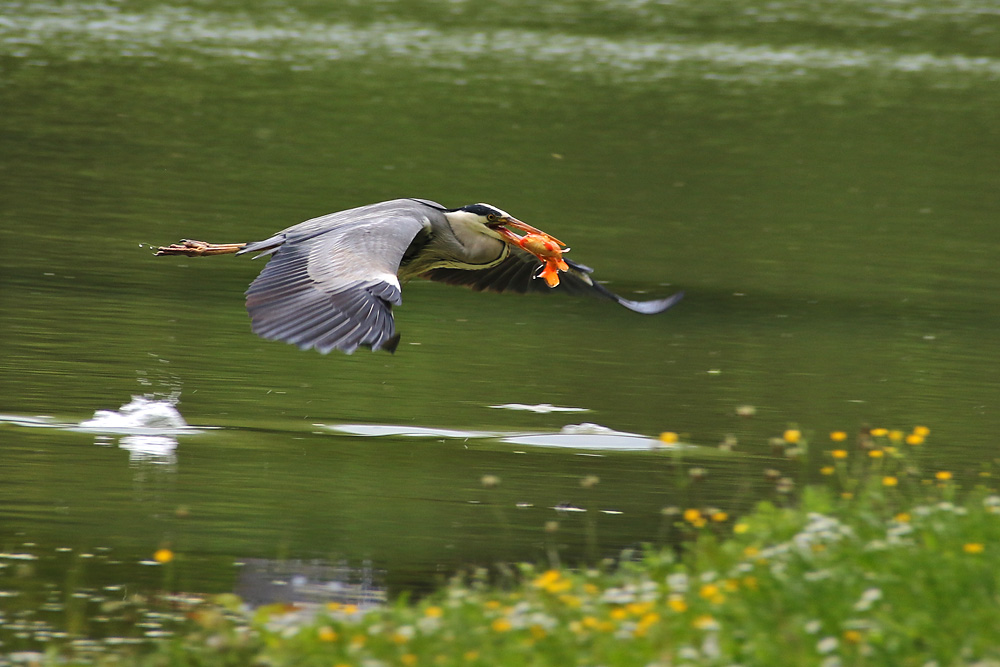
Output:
[
  {"xmin": 843, "ymin": 629, "xmax": 862, "ymax": 644},
  {"xmin": 583, "ymin": 583, "xmax": 599, "ymax": 595},
  {"xmin": 868, "ymin": 449, "xmax": 884, "ymax": 459},
  {"xmin": 820, "ymin": 466, "xmax": 835, "ymax": 476},
  {"xmin": 342, "ymin": 604, "xmax": 359, "ymax": 615},
  {"xmin": 723, "ymin": 579, "xmax": 740, "ymax": 592},
  {"xmin": 559, "ymin": 594, "xmax": 581, "ymax": 608},
  {"xmin": 711, "ymin": 511, "xmax": 729, "ymax": 522},
  {"xmin": 317, "ymin": 626, "xmax": 338, "ymax": 642},
  {"xmin": 401, "ymin": 654, "xmax": 417, "ymax": 666},
  {"xmin": 894, "ymin": 512, "xmax": 911, "ymax": 523},
  {"xmin": 783, "ymin": 429, "xmax": 802, "ymax": 444},
  {"xmin": 742, "ymin": 575, "xmax": 759, "ymax": 591},
  {"xmin": 463, "ymin": 651, "xmax": 479, "ymax": 661},
  {"xmin": 683, "ymin": 508, "xmax": 702, "ymax": 523},
  {"xmin": 935, "ymin": 471, "xmax": 953, "ymax": 481},
  {"xmin": 491, "ymin": 618, "xmax": 512, "ymax": 633},
  {"xmin": 692, "ymin": 614, "xmax": 719, "ymax": 630},
  {"xmin": 830, "ymin": 431, "xmax": 848, "ymax": 442},
  {"xmin": 533, "ymin": 569, "xmax": 561, "ymax": 589},
  {"xmin": 963, "ymin": 543, "xmax": 985, "ymax": 554},
  {"xmin": 529, "ymin": 625, "xmax": 546, "ymax": 640},
  {"xmin": 906, "ymin": 434, "xmax": 924, "ymax": 446},
  {"xmin": 882, "ymin": 476, "xmax": 898, "ymax": 487},
  {"xmin": 153, "ymin": 548, "xmax": 174, "ymax": 564},
  {"xmin": 743, "ymin": 545, "xmax": 760, "ymax": 558},
  {"xmin": 870, "ymin": 428, "xmax": 888, "ymax": 437},
  {"xmin": 582, "ymin": 616, "xmax": 600, "ymax": 629},
  {"xmin": 484, "ymin": 600, "xmax": 502, "ymax": 610},
  {"xmin": 610, "ymin": 608, "xmax": 628, "ymax": 621},
  {"xmin": 733, "ymin": 522, "xmax": 749, "ymax": 534},
  {"xmin": 888, "ymin": 430, "xmax": 904, "ymax": 443},
  {"xmin": 841, "ymin": 492, "xmax": 854, "ymax": 500},
  {"xmin": 913, "ymin": 425, "xmax": 930, "ymax": 437},
  {"xmin": 667, "ymin": 595, "xmax": 688, "ymax": 613},
  {"xmin": 659, "ymin": 431, "xmax": 679, "ymax": 444},
  {"xmin": 699, "ymin": 584, "xmax": 725, "ymax": 604},
  {"xmin": 626, "ymin": 602, "xmax": 653, "ymax": 616},
  {"xmin": 425, "ymin": 606, "xmax": 443, "ymax": 618},
  {"xmin": 831, "ymin": 450, "xmax": 848, "ymax": 460}
]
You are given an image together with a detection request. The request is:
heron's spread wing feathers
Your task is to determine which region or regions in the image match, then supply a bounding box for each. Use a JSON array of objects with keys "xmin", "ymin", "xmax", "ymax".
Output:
[
  {"xmin": 241, "ymin": 200, "xmax": 431, "ymax": 354},
  {"xmin": 425, "ymin": 246, "xmax": 683, "ymax": 314}
]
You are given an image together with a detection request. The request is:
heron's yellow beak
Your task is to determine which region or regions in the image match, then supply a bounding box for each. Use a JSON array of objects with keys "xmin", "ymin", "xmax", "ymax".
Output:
[{"xmin": 493, "ymin": 217, "xmax": 565, "ymax": 247}]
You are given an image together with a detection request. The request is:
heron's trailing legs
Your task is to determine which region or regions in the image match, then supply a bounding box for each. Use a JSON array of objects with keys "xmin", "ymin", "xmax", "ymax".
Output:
[{"xmin": 155, "ymin": 240, "xmax": 247, "ymax": 257}]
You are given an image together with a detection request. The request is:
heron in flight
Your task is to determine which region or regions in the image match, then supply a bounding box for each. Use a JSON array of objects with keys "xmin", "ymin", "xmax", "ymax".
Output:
[{"xmin": 156, "ymin": 198, "xmax": 683, "ymax": 354}]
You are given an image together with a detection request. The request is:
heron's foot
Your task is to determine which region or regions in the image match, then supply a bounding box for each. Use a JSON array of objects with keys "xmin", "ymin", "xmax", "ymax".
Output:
[{"xmin": 155, "ymin": 240, "xmax": 246, "ymax": 257}]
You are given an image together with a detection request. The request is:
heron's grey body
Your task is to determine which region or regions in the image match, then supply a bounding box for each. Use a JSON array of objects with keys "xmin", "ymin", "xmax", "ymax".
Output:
[{"xmin": 165, "ymin": 198, "xmax": 683, "ymax": 354}]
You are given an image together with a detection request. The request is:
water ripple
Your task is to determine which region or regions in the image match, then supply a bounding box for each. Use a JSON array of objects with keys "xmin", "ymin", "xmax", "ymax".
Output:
[{"xmin": 1, "ymin": 2, "xmax": 998, "ymax": 83}]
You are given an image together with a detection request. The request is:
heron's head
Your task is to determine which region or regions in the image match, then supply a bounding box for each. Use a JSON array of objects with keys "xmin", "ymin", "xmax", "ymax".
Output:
[{"xmin": 449, "ymin": 203, "xmax": 548, "ymax": 244}]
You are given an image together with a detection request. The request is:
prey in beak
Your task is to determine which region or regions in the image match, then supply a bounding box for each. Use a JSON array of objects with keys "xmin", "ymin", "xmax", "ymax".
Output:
[{"xmin": 490, "ymin": 216, "xmax": 570, "ymax": 288}]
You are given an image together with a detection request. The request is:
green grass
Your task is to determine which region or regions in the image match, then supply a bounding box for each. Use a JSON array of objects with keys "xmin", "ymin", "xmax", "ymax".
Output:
[{"xmin": 31, "ymin": 427, "xmax": 1000, "ymax": 666}]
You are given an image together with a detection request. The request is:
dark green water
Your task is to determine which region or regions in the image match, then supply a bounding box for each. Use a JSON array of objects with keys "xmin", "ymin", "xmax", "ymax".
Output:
[{"xmin": 1, "ymin": 0, "xmax": 999, "ymax": 648}]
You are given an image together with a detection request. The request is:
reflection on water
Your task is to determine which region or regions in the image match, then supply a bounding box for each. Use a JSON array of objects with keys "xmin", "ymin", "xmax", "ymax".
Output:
[{"xmin": 235, "ymin": 559, "xmax": 385, "ymax": 609}]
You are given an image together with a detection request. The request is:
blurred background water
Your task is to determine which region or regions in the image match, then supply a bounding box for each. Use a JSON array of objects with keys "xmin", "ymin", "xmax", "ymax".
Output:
[{"xmin": 1, "ymin": 0, "xmax": 999, "ymax": 649}]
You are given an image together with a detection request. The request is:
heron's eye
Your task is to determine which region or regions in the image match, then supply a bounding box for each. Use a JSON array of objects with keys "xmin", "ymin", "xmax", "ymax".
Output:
[{"xmin": 486, "ymin": 213, "xmax": 498, "ymax": 222}]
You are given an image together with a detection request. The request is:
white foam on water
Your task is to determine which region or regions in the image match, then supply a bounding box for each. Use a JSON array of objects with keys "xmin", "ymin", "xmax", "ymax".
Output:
[{"xmin": 77, "ymin": 394, "xmax": 189, "ymax": 433}]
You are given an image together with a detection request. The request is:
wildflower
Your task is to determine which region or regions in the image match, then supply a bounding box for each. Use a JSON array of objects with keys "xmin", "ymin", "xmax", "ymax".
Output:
[
  {"xmin": 888, "ymin": 430, "xmax": 904, "ymax": 443},
  {"xmin": 484, "ymin": 600, "xmax": 502, "ymax": 610},
  {"xmin": 533, "ymin": 570, "xmax": 571, "ymax": 594},
  {"xmin": 853, "ymin": 588, "xmax": 882, "ymax": 612},
  {"xmin": 711, "ymin": 511, "xmax": 729, "ymax": 522},
  {"xmin": 913, "ymin": 425, "xmax": 930, "ymax": 437},
  {"xmin": 683, "ymin": 508, "xmax": 703, "ymax": 523},
  {"xmin": 692, "ymin": 614, "xmax": 719, "ymax": 630},
  {"xmin": 742, "ymin": 575, "xmax": 759, "ymax": 590},
  {"xmin": 882, "ymin": 476, "xmax": 898, "ymax": 487},
  {"xmin": 905, "ymin": 433, "xmax": 924, "ymax": 446},
  {"xmin": 733, "ymin": 522, "xmax": 749, "ymax": 534},
  {"xmin": 831, "ymin": 450, "xmax": 848, "ymax": 460},
  {"xmin": 317, "ymin": 626, "xmax": 338, "ymax": 642},
  {"xmin": 580, "ymin": 475, "xmax": 600, "ymax": 489},
  {"xmin": 544, "ymin": 521, "xmax": 559, "ymax": 533},
  {"xmin": 480, "ymin": 474, "xmax": 500, "ymax": 488},
  {"xmin": 870, "ymin": 428, "xmax": 887, "ymax": 437},
  {"xmin": 659, "ymin": 431, "xmax": 679, "ymax": 444},
  {"xmin": 935, "ymin": 471, "xmax": 953, "ymax": 481},
  {"xmin": 842, "ymin": 629, "xmax": 862, "ymax": 644},
  {"xmin": 583, "ymin": 583, "xmax": 599, "ymax": 595},
  {"xmin": 743, "ymin": 545, "xmax": 760, "ymax": 558},
  {"xmin": 401, "ymin": 654, "xmax": 417, "ymax": 666},
  {"xmin": 392, "ymin": 627, "xmax": 415, "ymax": 644},
  {"xmin": 491, "ymin": 618, "xmax": 511, "ymax": 633},
  {"xmin": 820, "ymin": 466, "xmax": 835, "ymax": 476},
  {"xmin": 463, "ymin": 651, "xmax": 479, "ymax": 661},
  {"xmin": 868, "ymin": 449, "xmax": 884, "ymax": 459},
  {"xmin": 529, "ymin": 624, "xmax": 547, "ymax": 640},
  {"xmin": 841, "ymin": 492, "xmax": 854, "ymax": 500},
  {"xmin": 699, "ymin": 584, "xmax": 725, "ymax": 605},
  {"xmin": 783, "ymin": 429, "xmax": 802, "ymax": 444},
  {"xmin": 425, "ymin": 606, "xmax": 443, "ymax": 618},
  {"xmin": 635, "ymin": 612, "xmax": 660, "ymax": 637},
  {"xmin": 963, "ymin": 543, "xmax": 985, "ymax": 554},
  {"xmin": 667, "ymin": 595, "xmax": 688, "ymax": 613},
  {"xmin": 817, "ymin": 636, "xmax": 838, "ymax": 653},
  {"xmin": 735, "ymin": 405, "xmax": 756, "ymax": 417},
  {"xmin": 153, "ymin": 548, "xmax": 174, "ymax": 564},
  {"xmin": 610, "ymin": 607, "xmax": 628, "ymax": 621},
  {"xmin": 830, "ymin": 431, "xmax": 848, "ymax": 442},
  {"xmin": 894, "ymin": 512, "xmax": 911, "ymax": 523}
]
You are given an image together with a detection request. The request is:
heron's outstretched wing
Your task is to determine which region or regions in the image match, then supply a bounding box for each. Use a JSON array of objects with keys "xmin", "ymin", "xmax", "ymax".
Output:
[
  {"xmin": 424, "ymin": 246, "xmax": 683, "ymax": 314},
  {"xmin": 237, "ymin": 199, "xmax": 434, "ymax": 354}
]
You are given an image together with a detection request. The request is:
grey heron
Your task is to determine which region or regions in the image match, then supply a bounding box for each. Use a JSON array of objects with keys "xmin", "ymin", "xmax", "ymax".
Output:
[{"xmin": 156, "ymin": 198, "xmax": 683, "ymax": 354}]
